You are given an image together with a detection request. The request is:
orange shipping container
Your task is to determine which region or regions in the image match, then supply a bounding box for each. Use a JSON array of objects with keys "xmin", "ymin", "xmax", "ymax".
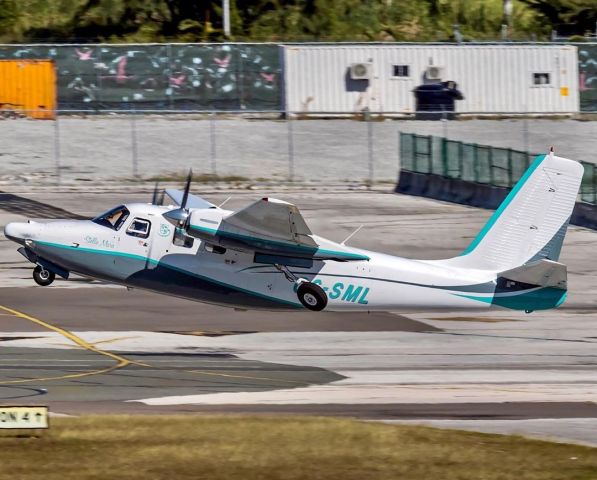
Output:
[{"xmin": 0, "ymin": 60, "xmax": 56, "ymax": 120}]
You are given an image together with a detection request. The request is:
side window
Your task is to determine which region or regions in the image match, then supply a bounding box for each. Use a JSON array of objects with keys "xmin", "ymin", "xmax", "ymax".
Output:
[
  {"xmin": 126, "ymin": 218, "xmax": 151, "ymax": 239},
  {"xmin": 532, "ymin": 72, "xmax": 551, "ymax": 86}
]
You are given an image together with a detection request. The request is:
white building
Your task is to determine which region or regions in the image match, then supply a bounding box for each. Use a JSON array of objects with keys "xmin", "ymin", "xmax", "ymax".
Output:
[{"xmin": 282, "ymin": 44, "xmax": 579, "ymax": 114}]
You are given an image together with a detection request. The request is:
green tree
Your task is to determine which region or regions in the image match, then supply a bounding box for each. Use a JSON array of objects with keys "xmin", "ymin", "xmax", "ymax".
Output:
[
  {"xmin": 520, "ymin": 0, "xmax": 597, "ymax": 36},
  {"xmin": 0, "ymin": 0, "xmax": 575, "ymax": 43}
]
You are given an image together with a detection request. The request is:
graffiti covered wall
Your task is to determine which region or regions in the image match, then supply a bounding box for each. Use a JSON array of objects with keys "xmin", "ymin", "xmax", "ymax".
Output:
[
  {"xmin": 578, "ymin": 44, "xmax": 597, "ymax": 112},
  {"xmin": 0, "ymin": 44, "xmax": 282, "ymax": 111}
]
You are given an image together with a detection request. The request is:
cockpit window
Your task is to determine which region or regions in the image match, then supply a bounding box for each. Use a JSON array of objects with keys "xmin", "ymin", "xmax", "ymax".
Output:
[
  {"xmin": 92, "ymin": 206, "xmax": 130, "ymax": 231},
  {"xmin": 126, "ymin": 218, "xmax": 151, "ymax": 239}
]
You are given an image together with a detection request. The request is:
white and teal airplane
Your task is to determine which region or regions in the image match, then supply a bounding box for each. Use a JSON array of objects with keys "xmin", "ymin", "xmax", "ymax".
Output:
[{"xmin": 4, "ymin": 152, "xmax": 583, "ymax": 313}]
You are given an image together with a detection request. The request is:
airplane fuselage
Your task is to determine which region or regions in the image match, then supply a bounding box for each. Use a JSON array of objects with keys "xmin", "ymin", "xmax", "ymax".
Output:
[{"xmin": 4, "ymin": 203, "xmax": 565, "ymax": 312}]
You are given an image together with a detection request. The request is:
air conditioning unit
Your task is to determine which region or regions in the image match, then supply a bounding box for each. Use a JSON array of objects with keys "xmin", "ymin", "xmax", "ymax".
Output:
[
  {"xmin": 426, "ymin": 65, "xmax": 445, "ymax": 81},
  {"xmin": 350, "ymin": 63, "xmax": 372, "ymax": 80}
]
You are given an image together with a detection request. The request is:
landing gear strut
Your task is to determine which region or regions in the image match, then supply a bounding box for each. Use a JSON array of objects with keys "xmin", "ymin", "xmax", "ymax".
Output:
[
  {"xmin": 274, "ymin": 263, "xmax": 328, "ymax": 312},
  {"xmin": 33, "ymin": 265, "xmax": 55, "ymax": 286}
]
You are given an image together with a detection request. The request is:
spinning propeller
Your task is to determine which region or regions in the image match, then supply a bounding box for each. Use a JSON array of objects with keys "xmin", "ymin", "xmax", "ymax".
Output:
[
  {"xmin": 151, "ymin": 181, "xmax": 165, "ymax": 205},
  {"xmin": 163, "ymin": 170, "xmax": 193, "ymax": 226}
]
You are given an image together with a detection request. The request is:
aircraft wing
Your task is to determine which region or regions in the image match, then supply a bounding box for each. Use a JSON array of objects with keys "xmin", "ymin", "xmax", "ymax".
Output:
[
  {"xmin": 186, "ymin": 197, "xmax": 369, "ymax": 261},
  {"xmin": 164, "ymin": 189, "xmax": 215, "ymax": 209}
]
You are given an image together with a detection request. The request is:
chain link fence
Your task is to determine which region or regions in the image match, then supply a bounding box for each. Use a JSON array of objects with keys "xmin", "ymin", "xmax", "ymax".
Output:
[
  {"xmin": 1, "ymin": 111, "xmax": 596, "ymax": 188},
  {"xmin": 0, "ymin": 111, "xmax": 401, "ymax": 186},
  {"xmin": 399, "ymin": 132, "xmax": 597, "ymax": 204}
]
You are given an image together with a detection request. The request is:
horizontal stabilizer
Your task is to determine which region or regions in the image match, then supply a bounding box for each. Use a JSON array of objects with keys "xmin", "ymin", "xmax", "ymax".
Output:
[
  {"xmin": 164, "ymin": 189, "xmax": 214, "ymax": 209},
  {"xmin": 499, "ymin": 259, "xmax": 567, "ymax": 290}
]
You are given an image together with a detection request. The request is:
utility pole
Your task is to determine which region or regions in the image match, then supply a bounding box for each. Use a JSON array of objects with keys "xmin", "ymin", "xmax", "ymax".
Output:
[
  {"xmin": 502, "ymin": 0, "xmax": 513, "ymax": 39},
  {"xmin": 223, "ymin": 0, "xmax": 231, "ymax": 38}
]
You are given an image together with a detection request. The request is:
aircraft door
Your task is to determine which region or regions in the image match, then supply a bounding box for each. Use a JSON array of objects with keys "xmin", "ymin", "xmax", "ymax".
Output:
[
  {"xmin": 114, "ymin": 217, "xmax": 152, "ymax": 275},
  {"xmin": 147, "ymin": 220, "xmax": 176, "ymax": 269}
]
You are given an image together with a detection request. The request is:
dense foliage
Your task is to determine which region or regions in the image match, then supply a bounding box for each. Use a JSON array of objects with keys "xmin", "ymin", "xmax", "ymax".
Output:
[{"xmin": 0, "ymin": 0, "xmax": 594, "ymax": 43}]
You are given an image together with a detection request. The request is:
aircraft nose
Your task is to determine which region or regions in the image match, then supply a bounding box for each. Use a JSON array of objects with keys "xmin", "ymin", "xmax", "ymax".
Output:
[{"xmin": 4, "ymin": 222, "xmax": 32, "ymax": 245}]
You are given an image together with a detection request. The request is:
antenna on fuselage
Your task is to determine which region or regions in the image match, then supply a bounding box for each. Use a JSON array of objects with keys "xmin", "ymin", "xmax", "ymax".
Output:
[{"xmin": 341, "ymin": 224, "xmax": 363, "ymax": 245}]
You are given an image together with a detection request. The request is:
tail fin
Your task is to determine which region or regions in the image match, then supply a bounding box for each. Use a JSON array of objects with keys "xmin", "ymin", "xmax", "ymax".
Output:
[{"xmin": 450, "ymin": 152, "xmax": 583, "ymax": 271}]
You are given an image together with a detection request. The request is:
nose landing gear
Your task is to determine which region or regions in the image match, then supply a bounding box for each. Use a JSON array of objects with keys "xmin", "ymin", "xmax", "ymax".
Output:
[
  {"xmin": 33, "ymin": 265, "xmax": 55, "ymax": 286},
  {"xmin": 274, "ymin": 263, "xmax": 328, "ymax": 311}
]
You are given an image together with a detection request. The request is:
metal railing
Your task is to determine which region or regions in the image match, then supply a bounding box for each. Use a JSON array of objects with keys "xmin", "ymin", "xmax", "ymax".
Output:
[{"xmin": 399, "ymin": 132, "xmax": 597, "ymax": 204}]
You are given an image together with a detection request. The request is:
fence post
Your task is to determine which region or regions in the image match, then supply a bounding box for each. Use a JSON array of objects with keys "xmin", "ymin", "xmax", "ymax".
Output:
[
  {"xmin": 441, "ymin": 137, "xmax": 447, "ymax": 177},
  {"xmin": 473, "ymin": 143, "xmax": 479, "ymax": 183},
  {"xmin": 425, "ymin": 135, "xmax": 431, "ymax": 174},
  {"xmin": 397, "ymin": 130, "xmax": 401, "ymax": 178},
  {"xmin": 412, "ymin": 134, "xmax": 416, "ymax": 172},
  {"xmin": 458, "ymin": 141, "xmax": 464, "ymax": 180},
  {"xmin": 488, "ymin": 147, "xmax": 494, "ymax": 186},
  {"xmin": 367, "ymin": 116, "xmax": 374, "ymax": 187},
  {"xmin": 54, "ymin": 114, "xmax": 61, "ymax": 185},
  {"xmin": 593, "ymin": 164, "xmax": 596, "ymax": 204},
  {"xmin": 507, "ymin": 149, "xmax": 513, "ymax": 187},
  {"xmin": 287, "ymin": 114, "xmax": 294, "ymax": 182},
  {"xmin": 130, "ymin": 108, "xmax": 138, "ymax": 178},
  {"xmin": 209, "ymin": 112, "xmax": 217, "ymax": 176}
]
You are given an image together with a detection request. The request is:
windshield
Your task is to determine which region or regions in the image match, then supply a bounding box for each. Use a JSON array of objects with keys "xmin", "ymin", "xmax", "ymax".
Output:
[{"xmin": 92, "ymin": 205, "xmax": 130, "ymax": 230}]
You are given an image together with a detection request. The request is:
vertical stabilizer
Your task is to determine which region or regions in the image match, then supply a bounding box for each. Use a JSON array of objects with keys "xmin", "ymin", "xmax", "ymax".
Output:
[{"xmin": 449, "ymin": 153, "xmax": 583, "ymax": 271}]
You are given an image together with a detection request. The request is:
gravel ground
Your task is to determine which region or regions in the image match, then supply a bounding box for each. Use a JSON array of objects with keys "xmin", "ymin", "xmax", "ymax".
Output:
[{"xmin": 1, "ymin": 116, "xmax": 596, "ymax": 185}]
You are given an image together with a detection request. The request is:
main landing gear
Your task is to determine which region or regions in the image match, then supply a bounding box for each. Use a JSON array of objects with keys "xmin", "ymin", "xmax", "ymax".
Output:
[
  {"xmin": 274, "ymin": 263, "xmax": 328, "ymax": 311},
  {"xmin": 33, "ymin": 265, "xmax": 55, "ymax": 286}
]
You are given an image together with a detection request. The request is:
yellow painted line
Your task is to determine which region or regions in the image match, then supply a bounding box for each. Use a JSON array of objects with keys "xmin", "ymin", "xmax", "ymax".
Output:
[
  {"xmin": 92, "ymin": 335, "xmax": 140, "ymax": 346},
  {"xmin": 0, "ymin": 304, "xmax": 148, "ymax": 385},
  {"xmin": 1, "ymin": 363, "xmax": 127, "ymax": 385},
  {"xmin": 186, "ymin": 370, "xmax": 304, "ymax": 385}
]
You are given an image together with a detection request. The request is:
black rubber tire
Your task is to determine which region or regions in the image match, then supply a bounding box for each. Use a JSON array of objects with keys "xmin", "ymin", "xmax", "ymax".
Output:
[
  {"xmin": 297, "ymin": 282, "xmax": 328, "ymax": 311},
  {"xmin": 33, "ymin": 265, "xmax": 55, "ymax": 286}
]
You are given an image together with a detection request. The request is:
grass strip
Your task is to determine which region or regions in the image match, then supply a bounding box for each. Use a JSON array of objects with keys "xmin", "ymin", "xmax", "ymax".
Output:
[{"xmin": 1, "ymin": 415, "xmax": 596, "ymax": 480}]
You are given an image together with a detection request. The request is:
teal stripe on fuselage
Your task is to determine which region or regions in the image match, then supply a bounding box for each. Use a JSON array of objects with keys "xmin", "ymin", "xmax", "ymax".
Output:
[
  {"xmin": 35, "ymin": 240, "xmax": 302, "ymax": 308},
  {"xmin": 455, "ymin": 287, "xmax": 567, "ymax": 311},
  {"xmin": 460, "ymin": 154, "xmax": 546, "ymax": 256},
  {"xmin": 188, "ymin": 224, "xmax": 370, "ymax": 261}
]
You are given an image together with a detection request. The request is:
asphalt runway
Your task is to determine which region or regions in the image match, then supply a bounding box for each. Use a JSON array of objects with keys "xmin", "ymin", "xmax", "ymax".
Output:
[
  {"xmin": 2, "ymin": 288, "xmax": 597, "ymax": 424},
  {"xmin": 0, "ymin": 287, "xmax": 429, "ymax": 413},
  {"xmin": 0, "ymin": 287, "xmax": 434, "ymax": 333},
  {"xmin": 0, "ymin": 345, "xmax": 342, "ymax": 410},
  {"xmin": 1, "ymin": 189, "xmax": 597, "ymax": 446}
]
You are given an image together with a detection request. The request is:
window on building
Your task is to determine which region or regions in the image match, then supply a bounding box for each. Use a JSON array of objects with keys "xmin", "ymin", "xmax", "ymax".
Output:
[
  {"xmin": 392, "ymin": 65, "xmax": 410, "ymax": 78},
  {"xmin": 126, "ymin": 218, "xmax": 151, "ymax": 239},
  {"xmin": 532, "ymin": 73, "xmax": 551, "ymax": 86}
]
